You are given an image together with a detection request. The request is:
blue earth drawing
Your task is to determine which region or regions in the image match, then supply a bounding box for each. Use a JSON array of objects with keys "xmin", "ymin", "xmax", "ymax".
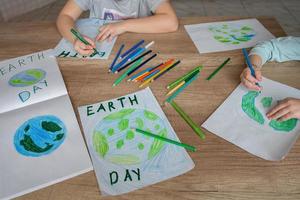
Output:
[
  {"xmin": 14, "ymin": 115, "xmax": 67, "ymax": 157},
  {"xmin": 9, "ymin": 68, "xmax": 46, "ymax": 87},
  {"xmin": 209, "ymin": 24, "xmax": 256, "ymax": 45},
  {"xmin": 92, "ymin": 108, "xmax": 169, "ymax": 165}
]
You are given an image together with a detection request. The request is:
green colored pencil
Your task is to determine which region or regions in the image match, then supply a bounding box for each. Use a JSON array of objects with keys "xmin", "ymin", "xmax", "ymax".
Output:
[
  {"xmin": 206, "ymin": 58, "xmax": 230, "ymax": 80},
  {"xmin": 169, "ymin": 101, "xmax": 205, "ymax": 140},
  {"xmin": 70, "ymin": 28, "xmax": 100, "ymax": 55},
  {"xmin": 167, "ymin": 66, "xmax": 202, "ymax": 90},
  {"xmin": 113, "ymin": 58, "xmax": 143, "ymax": 86},
  {"xmin": 132, "ymin": 128, "xmax": 196, "ymax": 152}
]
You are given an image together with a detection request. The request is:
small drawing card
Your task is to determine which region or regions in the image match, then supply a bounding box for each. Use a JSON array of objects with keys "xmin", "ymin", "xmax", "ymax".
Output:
[
  {"xmin": 202, "ymin": 77, "xmax": 300, "ymax": 161},
  {"xmin": 54, "ymin": 18, "xmax": 117, "ymax": 59},
  {"xmin": 78, "ymin": 87, "xmax": 195, "ymax": 196}
]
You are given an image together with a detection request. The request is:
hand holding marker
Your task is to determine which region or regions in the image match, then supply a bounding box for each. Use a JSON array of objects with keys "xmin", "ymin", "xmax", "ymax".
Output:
[{"xmin": 242, "ymin": 48, "xmax": 262, "ymax": 89}]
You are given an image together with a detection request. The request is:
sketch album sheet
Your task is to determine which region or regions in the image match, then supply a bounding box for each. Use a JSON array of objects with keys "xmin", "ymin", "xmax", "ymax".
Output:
[
  {"xmin": 202, "ymin": 77, "xmax": 300, "ymax": 161},
  {"xmin": 0, "ymin": 50, "xmax": 92, "ymax": 200},
  {"xmin": 78, "ymin": 87, "xmax": 195, "ymax": 196}
]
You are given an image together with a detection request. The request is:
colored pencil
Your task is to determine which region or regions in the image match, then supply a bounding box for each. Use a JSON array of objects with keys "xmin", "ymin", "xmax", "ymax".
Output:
[
  {"xmin": 167, "ymin": 66, "xmax": 202, "ymax": 90},
  {"xmin": 112, "ymin": 58, "xmax": 143, "ymax": 87},
  {"xmin": 169, "ymin": 101, "xmax": 205, "ymax": 140},
  {"xmin": 165, "ymin": 72, "xmax": 199, "ymax": 103},
  {"xmin": 134, "ymin": 61, "xmax": 171, "ymax": 82},
  {"xmin": 127, "ymin": 41, "xmax": 155, "ymax": 62},
  {"xmin": 109, "ymin": 44, "xmax": 124, "ymax": 71},
  {"xmin": 166, "ymin": 81, "xmax": 185, "ymax": 96},
  {"xmin": 132, "ymin": 128, "xmax": 196, "ymax": 152},
  {"xmin": 127, "ymin": 53, "xmax": 157, "ymax": 76},
  {"xmin": 153, "ymin": 60, "xmax": 181, "ymax": 81},
  {"xmin": 112, "ymin": 47, "xmax": 142, "ymax": 72},
  {"xmin": 128, "ymin": 67, "xmax": 151, "ymax": 82},
  {"xmin": 70, "ymin": 28, "xmax": 100, "ymax": 55},
  {"xmin": 115, "ymin": 50, "xmax": 152, "ymax": 73},
  {"xmin": 139, "ymin": 60, "xmax": 176, "ymax": 88},
  {"xmin": 242, "ymin": 48, "xmax": 261, "ymax": 87},
  {"xmin": 139, "ymin": 70, "xmax": 160, "ymax": 82},
  {"xmin": 120, "ymin": 40, "xmax": 144, "ymax": 59},
  {"xmin": 206, "ymin": 58, "xmax": 230, "ymax": 80}
]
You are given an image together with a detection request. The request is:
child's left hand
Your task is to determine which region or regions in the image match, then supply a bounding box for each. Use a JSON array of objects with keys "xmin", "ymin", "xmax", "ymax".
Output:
[
  {"xmin": 267, "ymin": 98, "xmax": 300, "ymax": 121},
  {"xmin": 96, "ymin": 22, "xmax": 126, "ymax": 42}
]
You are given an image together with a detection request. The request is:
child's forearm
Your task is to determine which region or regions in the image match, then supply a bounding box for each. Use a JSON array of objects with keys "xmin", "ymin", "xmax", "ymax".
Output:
[
  {"xmin": 121, "ymin": 13, "xmax": 178, "ymax": 34},
  {"xmin": 56, "ymin": 14, "xmax": 77, "ymax": 44},
  {"xmin": 249, "ymin": 54, "xmax": 263, "ymax": 69}
]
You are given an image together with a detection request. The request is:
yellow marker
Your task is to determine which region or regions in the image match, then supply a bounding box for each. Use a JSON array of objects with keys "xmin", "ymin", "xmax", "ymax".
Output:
[
  {"xmin": 166, "ymin": 81, "xmax": 185, "ymax": 96},
  {"xmin": 139, "ymin": 62, "xmax": 174, "ymax": 88}
]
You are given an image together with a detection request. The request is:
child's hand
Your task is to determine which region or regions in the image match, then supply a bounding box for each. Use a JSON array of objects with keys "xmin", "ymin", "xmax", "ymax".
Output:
[
  {"xmin": 267, "ymin": 98, "xmax": 300, "ymax": 121},
  {"xmin": 240, "ymin": 67, "xmax": 262, "ymax": 91},
  {"xmin": 74, "ymin": 36, "xmax": 96, "ymax": 56},
  {"xmin": 96, "ymin": 22, "xmax": 126, "ymax": 42}
]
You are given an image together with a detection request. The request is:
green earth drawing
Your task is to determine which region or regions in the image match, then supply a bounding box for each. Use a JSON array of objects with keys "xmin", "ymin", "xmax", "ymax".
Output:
[
  {"xmin": 209, "ymin": 24, "xmax": 256, "ymax": 45},
  {"xmin": 241, "ymin": 91, "xmax": 298, "ymax": 132},
  {"xmin": 9, "ymin": 68, "xmax": 46, "ymax": 87},
  {"xmin": 92, "ymin": 108, "xmax": 168, "ymax": 165}
]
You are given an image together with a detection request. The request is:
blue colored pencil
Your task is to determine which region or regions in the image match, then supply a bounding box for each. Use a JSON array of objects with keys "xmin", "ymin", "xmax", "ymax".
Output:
[
  {"xmin": 120, "ymin": 40, "xmax": 144, "ymax": 59},
  {"xmin": 109, "ymin": 44, "xmax": 124, "ymax": 72},
  {"xmin": 153, "ymin": 60, "xmax": 180, "ymax": 81},
  {"xmin": 242, "ymin": 48, "xmax": 261, "ymax": 87},
  {"xmin": 128, "ymin": 67, "xmax": 152, "ymax": 81},
  {"xmin": 141, "ymin": 70, "xmax": 160, "ymax": 82},
  {"xmin": 112, "ymin": 47, "xmax": 142, "ymax": 73}
]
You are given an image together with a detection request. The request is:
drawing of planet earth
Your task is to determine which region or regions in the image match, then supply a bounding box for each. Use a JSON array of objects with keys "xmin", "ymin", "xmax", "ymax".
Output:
[
  {"xmin": 92, "ymin": 108, "xmax": 168, "ymax": 165},
  {"xmin": 209, "ymin": 24, "xmax": 256, "ymax": 45},
  {"xmin": 241, "ymin": 91, "xmax": 298, "ymax": 132},
  {"xmin": 9, "ymin": 68, "xmax": 46, "ymax": 87},
  {"xmin": 14, "ymin": 115, "xmax": 66, "ymax": 157}
]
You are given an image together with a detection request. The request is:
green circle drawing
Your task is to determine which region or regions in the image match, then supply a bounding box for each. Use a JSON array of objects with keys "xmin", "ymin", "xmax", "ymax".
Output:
[
  {"xmin": 241, "ymin": 91, "xmax": 298, "ymax": 132},
  {"xmin": 92, "ymin": 109, "xmax": 168, "ymax": 165},
  {"xmin": 9, "ymin": 69, "xmax": 46, "ymax": 87},
  {"xmin": 209, "ymin": 24, "xmax": 256, "ymax": 45}
]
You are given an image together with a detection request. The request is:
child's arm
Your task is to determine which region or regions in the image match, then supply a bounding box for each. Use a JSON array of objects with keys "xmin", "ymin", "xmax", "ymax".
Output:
[
  {"xmin": 56, "ymin": 0, "xmax": 95, "ymax": 55},
  {"xmin": 240, "ymin": 36, "xmax": 300, "ymax": 91},
  {"xmin": 267, "ymin": 98, "xmax": 300, "ymax": 121},
  {"xmin": 96, "ymin": 0, "xmax": 178, "ymax": 41}
]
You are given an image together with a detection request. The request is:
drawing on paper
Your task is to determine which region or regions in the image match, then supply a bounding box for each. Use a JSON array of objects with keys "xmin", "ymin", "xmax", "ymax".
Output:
[
  {"xmin": 209, "ymin": 24, "xmax": 256, "ymax": 45},
  {"xmin": 14, "ymin": 115, "xmax": 66, "ymax": 157},
  {"xmin": 241, "ymin": 91, "xmax": 298, "ymax": 132},
  {"xmin": 9, "ymin": 69, "xmax": 46, "ymax": 87},
  {"xmin": 92, "ymin": 108, "xmax": 168, "ymax": 165}
]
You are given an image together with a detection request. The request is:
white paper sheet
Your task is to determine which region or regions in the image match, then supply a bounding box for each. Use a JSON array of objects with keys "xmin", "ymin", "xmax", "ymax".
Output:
[
  {"xmin": 54, "ymin": 18, "xmax": 117, "ymax": 59},
  {"xmin": 202, "ymin": 77, "xmax": 300, "ymax": 161},
  {"xmin": 0, "ymin": 50, "xmax": 92, "ymax": 200},
  {"xmin": 78, "ymin": 87, "xmax": 195, "ymax": 196},
  {"xmin": 184, "ymin": 18, "xmax": 275, "ymax": 54}
]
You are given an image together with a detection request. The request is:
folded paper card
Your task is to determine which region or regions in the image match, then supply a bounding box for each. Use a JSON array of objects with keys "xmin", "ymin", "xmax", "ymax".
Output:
[
  {"xmin": 202, "ymin": 78, "xmax": 300, "ymax": 161},
  {"xmin": 78, "ymin": 87, "xmax": 195, "ymax": 196}
]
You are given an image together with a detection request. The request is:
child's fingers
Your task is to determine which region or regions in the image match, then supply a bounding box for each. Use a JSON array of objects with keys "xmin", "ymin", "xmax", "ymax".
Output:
[
  {"xmin": 277, "ymin": 112, "xmax": 293, "ymax": 122},
  {"xmin": 241, "ymin": 76, "xmax": 261, "ymax": 91},
  {"xmin": 266, "ymin": 101, "xmax": 288, "ymax": 118},
  {"xmin": 244, "ymin": 69, "xmax": 259, "ymax": 83},
  {"xmin": 96, "ymin": 26, "xmax": 109, "ymax": 41},
  {"xmin": 83, "ymin": 36, "xmax": 96, "ymax": 48},
  {"xmin": 268, "ymin": 107, "xmax": 290, "ymax": 120},
  {"xmin": 255, "ymin": 69, "xmax": 262, "ymax": 81}
]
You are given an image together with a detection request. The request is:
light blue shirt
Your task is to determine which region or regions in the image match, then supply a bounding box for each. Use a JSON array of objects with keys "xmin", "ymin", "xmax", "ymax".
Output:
[{"xmin": 249, "ymin": 36, "xmax": 300, "ymax": 65}]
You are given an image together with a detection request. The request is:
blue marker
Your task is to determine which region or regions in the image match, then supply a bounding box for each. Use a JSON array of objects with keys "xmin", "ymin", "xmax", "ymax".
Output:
[
  {"xmin": 242, "ymin": 48, "xmax": 261, "ymax": 88},
  {"xmin": 109, "ymin": 44, "xmax": 124, "ymax": 72},
  {"xmin": 112, "ymin": 47, "xmax": 143, "ymax": 73},
  {"xmin": 120, "ymin": 40, "xmax": 144, "ymax": 59}
]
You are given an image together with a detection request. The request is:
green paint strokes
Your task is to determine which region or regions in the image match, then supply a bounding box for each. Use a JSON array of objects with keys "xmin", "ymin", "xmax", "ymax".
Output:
[
  {"xmin": 24, "ymin": 124, "xmax": 30, "ymax": 133},
  {"xmin": 107, "ymin": 128, "xmax": 114, "ymax": 136},
  {"xmin": 116, "ymin": 139, "xmax": 124, "ymax": 149},
  {"xmin": 54, "ymin": 133, "xmax": 64, "ymax": 141},
  {"xmin": 126, "ymin": 130, "xmax": 135, "ymax": 140},
  {"xmin": 93, "ymin": 131, "xmax": 109, "ymax": 157},
  {"xmin": 20, "ymin": 134, "xmax": 53, "ymax": 153},
  {"xmin": 41, "ymin": 121, "xmax": 62, "ymax": 132},
  {"xmin": 144, "ymin": 110, "xmax": 158, "ymax": 121},
  {"xmin": 155, "ymin": 124, "xmax": 160, "ymax": 130},
  {"xmin": 269, "ymin": 119, "xmax": 298, "ymax": 132},
  {"xmin": 148, "ymin": 128, "xmax": 167, "ymax": 159},
  {"xmin": 118, "ymin": 119, "xmax": 129, "ymax": 131},
  {"xmin": 241, "ymin": 91, "xmax": 265, "ymax": 125},
  {"xmin": 26, "ymin": 69, "xmax": 44, "ymax": 79},
  {"xmin": 104, "ymin": 109, "xmax": 135, "ymax": 120},
  {"xmin": 135, "ymin": 117, "xmax": 144, "ymax": 129},
  {"xmin": 138, "ymin": 143, "xmax": 144, "ymax": 150},
  {"xmin": 107, "ymin": 154, "xmax": 140, "ymax": 165},
  {"xmin": 261, "ymin": 97, "xmax": 273, "ymax": 108}
]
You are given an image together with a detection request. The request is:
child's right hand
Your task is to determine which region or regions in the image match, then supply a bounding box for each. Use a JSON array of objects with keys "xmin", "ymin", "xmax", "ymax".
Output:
[
  {"xmin": 240, "ymin": 67, "xmax": 262, "ymax": 91},
  {"xmin": 74, "ymin": 36, "xmax": 96, "ymax": 56}
]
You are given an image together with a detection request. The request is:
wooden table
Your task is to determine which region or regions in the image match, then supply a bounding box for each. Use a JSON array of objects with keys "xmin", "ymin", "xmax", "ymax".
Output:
[{"xmin": 1, "ymin": 17, "xmax": 300, "ymax": 200}]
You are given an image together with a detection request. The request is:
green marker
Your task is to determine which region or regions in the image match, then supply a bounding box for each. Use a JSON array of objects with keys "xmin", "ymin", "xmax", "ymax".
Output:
[
  {"xmin": 132, "ymin": 128, "xmax": 196, "ymax": 152},
  {"xmin": 113, "ymin": 58, "xmax": 143, "ymax": 87},
  {"xmin": 70, "ymin": 28, "xmax": 99, "ymax": 55},
  {"xmin": 206, "ymin": 58, "xmax": 230, "ymax": 80},
  {"xmin": 169, "ymin": 101, "xmax": 205, "ymax": 140},
  {"xmin": 167, "ymin": 66, "xmax": 202, "ymax": 90}
]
